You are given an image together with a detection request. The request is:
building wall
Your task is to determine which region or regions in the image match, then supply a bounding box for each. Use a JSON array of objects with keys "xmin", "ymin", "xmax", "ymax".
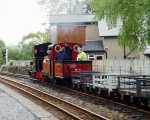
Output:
[
  {"xmin": 85, "ymin": 24, "xmax": 105, "ymax": 60},
  {"xmin": 103, "ymin": 37, "xmax": 144, "ymax": 59},
  {"xmin": 51, "ymin": 24, "xmax": 100, "ymax": 44},
  {"xmin": 86, "ymin": 24, "xmax": 100, "ymax": 41},
  {"xmin": 103, "ymin": 37, "xmax": 124, "ymax": 59},
  {"xmin": 57, "ymin": 25, "xmax": 86, "ymax": 44}
]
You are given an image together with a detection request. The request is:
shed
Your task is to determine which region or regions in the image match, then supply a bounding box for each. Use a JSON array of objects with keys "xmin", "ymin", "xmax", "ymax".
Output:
[
  {"xmin": 49, "ymin": 15, "xmax": 100, "ymax": 45},
  {"xmin": 83, "ymin": 40, "xmax": 106, "ymax": 60}
]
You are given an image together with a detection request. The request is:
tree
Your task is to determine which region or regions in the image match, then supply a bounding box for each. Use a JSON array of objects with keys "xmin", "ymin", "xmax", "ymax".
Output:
[
  {"xmin": 12, "ymin": 30, "xmax": 51, "ymax": 60},
  {"xmin": 6, "ymin": 31, "xmax": 50, "ymax": 61},
  {"xmin": 0, "ymin": 40, "xmax": 5, "ymax": 65},
  {"xmin": 22, "ymin": 30, "xmax": 50, "ymax": 45},
  {"xmin": 8, "ymin": 47, "xmax": 32, "ymax": 60},
  {"xmin": 90, "ymin": 0, "xmax": 150, "ymax": 50},
  {"xmin": 38, "ymin": 0, "xmax": 92, "ymax": 15},
  {"xmin": 0, "ymin": 40, "xmax": 5, "ymax": 48},
  {"xmin": 8, "ymin": 47, "xmax": 21, "ymax": 60}
]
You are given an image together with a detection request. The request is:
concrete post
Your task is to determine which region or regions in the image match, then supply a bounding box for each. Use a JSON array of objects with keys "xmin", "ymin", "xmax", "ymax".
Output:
[{"xmin": 6, "ymin": 48, "xmax": 8, "ymax": 65}]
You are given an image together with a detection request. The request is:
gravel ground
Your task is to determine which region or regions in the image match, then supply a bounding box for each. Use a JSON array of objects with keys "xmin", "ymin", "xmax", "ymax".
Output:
[{"xmin": 2, "ymin": 73, "xmax": 150, "ymax": 120}]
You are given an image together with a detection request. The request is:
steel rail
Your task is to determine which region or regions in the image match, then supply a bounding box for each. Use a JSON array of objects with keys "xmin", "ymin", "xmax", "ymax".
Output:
[
  {"xmin": 57, "ymin": 85, "xmax": 150, "ymax": 115},
  {"xmin": 0, "ymin": 75, "xmax": 109, "ymax": 120},
  {"xmin": 2, "ymin": 72, "xmax": 150, "ymax": 115}
]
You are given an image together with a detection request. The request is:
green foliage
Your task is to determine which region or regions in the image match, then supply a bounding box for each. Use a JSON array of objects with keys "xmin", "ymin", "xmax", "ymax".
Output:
[
  {"xmin": 8, "ymin": 47, "xmax": 21, "ymax": 60},
  {"xmin": 90, "ymin": 0, "xmax": 150, "ymax": 49},
  {"xmin": 0, "ymin": 51, "xmax": 3, "ymax": 65},
  {"xmin": 8, "ymin": 47, "xmax": 32, "ymax": 60},
  {"xmin": 0, "ymin": 40, "xmax": 5, "ymax": 65},
  {"xmin": 0, "ymin": 40, "xmax": 5, "ymax": 48},
  {"xmin": 22, "ymin": 30, "xmax": 50, "ymax": 44},
  {"xmin": 38, "ymin": 0, "xmax": 92, "ymax": 15},
  {"xmin": 8, "ymin": 30, "xmax": 51, "ymax": 61}
]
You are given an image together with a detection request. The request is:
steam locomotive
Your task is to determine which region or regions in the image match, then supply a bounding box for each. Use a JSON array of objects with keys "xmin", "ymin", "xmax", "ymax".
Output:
[{"xmin": 29, "ymin": 42, "xmax": 92, "ymax": 86}]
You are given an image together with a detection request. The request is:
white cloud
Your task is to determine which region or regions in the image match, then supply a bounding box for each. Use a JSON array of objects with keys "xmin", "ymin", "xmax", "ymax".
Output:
[{"xmin": 0, "ymin": 0, "xmax": 47, "ymax": 46}]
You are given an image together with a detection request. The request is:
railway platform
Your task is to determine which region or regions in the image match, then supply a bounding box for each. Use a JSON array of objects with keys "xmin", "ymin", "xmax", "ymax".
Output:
[{"xmin": 0, "ymin": 82, "xmax": 59, "ymax": 120}]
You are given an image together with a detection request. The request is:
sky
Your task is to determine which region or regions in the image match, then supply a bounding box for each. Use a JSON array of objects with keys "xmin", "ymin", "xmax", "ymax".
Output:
[
  {"xmin": 0, "ymin": 0, "xmax": 119, "ymax": 46},
  {"xmin": 0, "ymin": 0, "xmax": 47, "ymax": 46}
]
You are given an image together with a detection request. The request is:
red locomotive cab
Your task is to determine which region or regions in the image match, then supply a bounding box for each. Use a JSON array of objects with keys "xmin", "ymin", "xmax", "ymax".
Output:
[{"xmin": 54, "ymin": 43, "xmax": 92, "ymax": 85}]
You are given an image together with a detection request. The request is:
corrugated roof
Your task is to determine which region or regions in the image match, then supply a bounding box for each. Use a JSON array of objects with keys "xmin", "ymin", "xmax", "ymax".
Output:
[
  {"xmin": 98, "ymin": 20, "xmax": 121, "ymax": 37},
  {"xmin": 83, "ymin": 40, "xmax": 104, "ymax": 52},
  {"xmin": 144, "ymin": 46, "xmax": 150, "ymax": 55},
  {"xmin": 49, "ymin": 15, "xmax": 97, "ymax": 24}
]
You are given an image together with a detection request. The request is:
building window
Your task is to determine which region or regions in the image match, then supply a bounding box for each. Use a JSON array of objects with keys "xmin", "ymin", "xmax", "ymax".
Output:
[
  {"xmin": 96, "ymin": 55, "xmax": 103, "ymax": 60},
  {"xmin": 102, "ymin": 75, "xmax": 107, "ymax": 79},
  {"xmin": 88, "ymin": 55, "xmax": 95, "ymax": 60}
]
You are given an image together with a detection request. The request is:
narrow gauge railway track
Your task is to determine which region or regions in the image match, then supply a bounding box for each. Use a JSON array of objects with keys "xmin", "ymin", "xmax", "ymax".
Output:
[
  {"xmin": 1, "ymin": 72, "xmax": 150, "ymax": 119},
  {"xmin": 0, "ymin": 75, "xmax": 109, "ymax": 120},
  {"xmin": 57, "ymin": 85, "xmax": 150, "ymax": 113}
]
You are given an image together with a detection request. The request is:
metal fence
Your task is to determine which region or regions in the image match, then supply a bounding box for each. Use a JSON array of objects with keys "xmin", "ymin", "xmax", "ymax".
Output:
[
  {"xmin": 93, "ymin": 59, "xmax": 150, "ymax": 75},
  {"xmin": 9, "ymin": 60, "xmax": 31, "ymax": 66}
]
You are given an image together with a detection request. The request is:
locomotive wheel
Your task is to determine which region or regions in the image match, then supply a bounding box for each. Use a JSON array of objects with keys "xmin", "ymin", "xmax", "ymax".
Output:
[
  {"xmin": 85, "ymin": 86, "xmax": 90, "ymax": 93},
  {"xmin": 133, "ymin": 97, "xmax": 141, "ymax": 105},
  {"xmin": 79, "ymin": 84, "xmax": 84, "ymax": 91},
  {"xmin": 82, "ymin": 85, "xmax": 87, "ymax": 92},
  {"xmin": 88, "ymin": 85, "xmax": 93, "ymax": 94},
  {"xmin": 49, "ymin": 76, "xmax": 56, "ymax": 86},
  {"xmin": 42, "ymin": 74, "xmax": 50, "ymax": 82},
  {"xmin": 55, "ymin": 77, "xmax": 63, "ymax": 85},
  {"xmin": 90, "ymin": 87, "xmax": 95, "ymax": 94},
  {"xmin": 110, "ymin": 91, "xmax": 121, "ymax": 99},
  {"xmin": 72, "ymin": 83, "xmax": 78, "ymax": 90},
  {"xmin": 141, "ymin": 97, "xmax": 148, "ymax": 107},
  {"xmin": 65, "ymin": 78, "xmax": 72, "ymax": 88},
  {"xmin": 76, "ymin": 83, "xmax": 80, "ymax": 90},
  {"xmin": 100, "ymin": 88, "xmax": 109, "ymax": 97},
  {"xmin": 123, "ymin": 95, "xmax": 131, "ymax": 104},
  {"xmin": 93, "ymin": 87, "xmax": 99, "ymax": 95}
]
